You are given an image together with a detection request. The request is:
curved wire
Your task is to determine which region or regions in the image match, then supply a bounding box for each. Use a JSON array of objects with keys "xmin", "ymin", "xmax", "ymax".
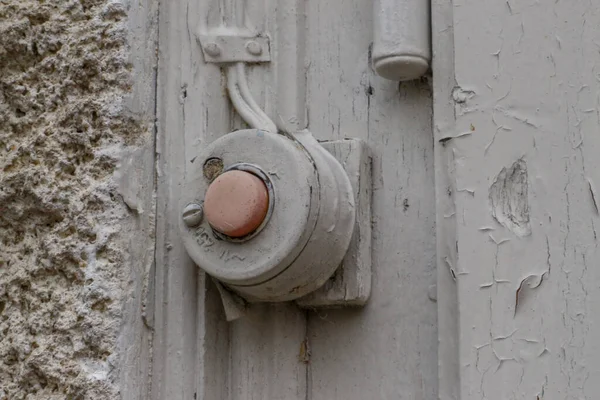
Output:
[{"xmin": 226, "ymin": 62, "xmax": 277, "ymax": 133}]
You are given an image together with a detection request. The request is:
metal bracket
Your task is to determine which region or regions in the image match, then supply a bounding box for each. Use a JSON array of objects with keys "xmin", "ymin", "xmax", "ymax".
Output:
[{"xmin": 198, "ymin": 34, "xmax": 271, "ymax": 63}]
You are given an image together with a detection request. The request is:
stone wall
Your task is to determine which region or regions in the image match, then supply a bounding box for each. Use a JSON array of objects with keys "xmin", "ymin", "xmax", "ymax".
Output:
[{"xmin": 0, "ymin": 1, "xmax": 155, "ymax": 398}]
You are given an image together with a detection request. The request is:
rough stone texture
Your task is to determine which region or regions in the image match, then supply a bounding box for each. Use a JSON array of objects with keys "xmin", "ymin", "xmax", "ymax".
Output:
[{"xmin": 0, "ymin": 1, "xmax": 151, "ymax": 399}]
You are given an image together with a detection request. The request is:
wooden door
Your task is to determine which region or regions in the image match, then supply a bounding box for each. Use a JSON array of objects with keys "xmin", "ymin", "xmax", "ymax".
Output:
[
  {"xmin": 154, "ymin": 0, "xmax": 434, "ymax": 399},
  {"xmin": 151, "ymin": 0, "xmax": 600, "ymax": 399}
]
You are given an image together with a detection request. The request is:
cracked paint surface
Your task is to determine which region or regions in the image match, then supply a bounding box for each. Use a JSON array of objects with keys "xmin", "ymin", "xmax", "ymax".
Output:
[{"xmin": 440, "ymin": 0, "xmax": 600, "ymax": 398}]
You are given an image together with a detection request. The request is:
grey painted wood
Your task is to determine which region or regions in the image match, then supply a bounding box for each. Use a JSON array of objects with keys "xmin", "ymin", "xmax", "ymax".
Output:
[
  {"xmin": 151, "ymin": 0, "xmax": 600, "ymax": 397},
  {"xmin": 431, "ymin": 0, "xmax": 461, "ymax": 399},
  {"xmin": 229, "ymin": 304, "xmax": 307, "ymax": 400},
  {"xmin": 225, "ymin": 0, "xmax": 308, "ymax": 397},
  {"xmin": 304, "ymin": 1, "xmax": 437, "ymax": 399},
  {"xmin": 155, "ymin": 0, "xmax": 437, "ymax": 398},
  {"xmin": 433, "ymin": 0, "xmax": 600, "ymax": 398},
  {"xmin": 153, "ymin": 0, "xmax": 207, "ymax": 397},
  {"xmin": 155, "ymin": 0, "xmax": 307, "ymax": 398},
  {"xmin": 118, "ymin": 1, "xmax": 159, "ymax": 398}
]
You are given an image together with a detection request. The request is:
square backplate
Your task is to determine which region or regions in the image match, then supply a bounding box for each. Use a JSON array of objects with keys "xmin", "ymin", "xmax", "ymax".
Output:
[{"xmin": 296, "ymin": 138, "xmax": 372, "ymax": 308}]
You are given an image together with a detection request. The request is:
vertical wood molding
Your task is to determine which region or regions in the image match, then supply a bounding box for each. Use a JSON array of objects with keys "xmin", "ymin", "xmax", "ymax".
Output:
[
  {"xmin": 229, "ymin": 305, "xmax": 307, "ymax": 400},
  {"xmin": 227, "ymin": 0, "xmax": 308, "ymax": 397},
  {"xmin": 118, "ymin": 0, "xmax": 159, "ymax": 398},
  {"xmin": 153, "ymin": 0, "xmax": 210, "ymax": 397},
  {"xmin": 305, "ymin": 1, "xmax": 437, "ymax": 399},
  {"xmin": 155, "ymin": 0, "xmax": 307, "ymax": 398},
  {"xmin": 273, "ymin": 0, "xmax": 307, "ymax": 131},
  {"xmin": 431, "ymin": 0, "xmax": 461, "ymax": 399}
]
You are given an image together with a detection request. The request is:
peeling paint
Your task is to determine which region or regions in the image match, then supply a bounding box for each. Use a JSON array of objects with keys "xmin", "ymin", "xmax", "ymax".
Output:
[
  {"xmin": 489, "ymin": 159, "xmax": 531, "ymax": 237},
  {"xmin": 514, "ymin": 272, "xmax": 547, "ymax": 317},
  {"xmin": 587, "ymin": 178, "xmax": 598, "ymax": 214},
  {"xmin": 452, "ymin": 86, "xmax": 476, "ymax": 104}
]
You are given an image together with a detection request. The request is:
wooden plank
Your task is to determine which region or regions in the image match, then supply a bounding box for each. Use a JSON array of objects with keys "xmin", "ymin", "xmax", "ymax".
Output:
[
  {"xmin": 305, "ymin": 1, "xmax": 438, "ymax": 399},
  {"xmin": 227, "ymin": 0, "xmax": 308, "ymax": 398},
  {"xmin": 118, "ymin": 0, "xmax": 159, "ymax": 398},
  {"xmin": 431, "ymin": 0, "xmax": 461, "ymax": 398},
  {"xmin": 155, "ymin": 0, "xmax": 307, "ymax": 398},
  {"xmin": 153, "ymin": 0, "xmax": 227, "ymax": 398},
  {"xmin": 229, "ymin": 304, "xmax": 307, "ymax": 400},
  {"xmin": 440, "ymin": 0, "xmax": 600, "ymax": 398},
  {"xmin": 196, "ymin": 276, "xmax": 230, "ymax": 400}
]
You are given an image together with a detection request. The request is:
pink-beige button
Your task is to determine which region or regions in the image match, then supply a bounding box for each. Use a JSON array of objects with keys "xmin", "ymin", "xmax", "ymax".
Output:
[{"xmin": 204, "ymin": 170, "xmax": 269, "ymax": 238}]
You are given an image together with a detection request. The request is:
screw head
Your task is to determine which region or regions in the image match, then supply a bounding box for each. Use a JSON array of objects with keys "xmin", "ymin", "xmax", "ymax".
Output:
[
  {"xmin": 245, "ymin": 40, "xmax": 262, "ymax": 56},
  {"xmin": 204, "ymin": 42, "xmax": 221, "ymax": 57},
  {"xmin": 182, "ymin": 203, "xmax": 204, "ymax": 227}
]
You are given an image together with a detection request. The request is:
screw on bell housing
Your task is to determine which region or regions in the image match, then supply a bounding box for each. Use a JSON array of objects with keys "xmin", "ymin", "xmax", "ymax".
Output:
[{"xmin": 182, "ymin": 202, "xmax": 204, "ymax": 227}]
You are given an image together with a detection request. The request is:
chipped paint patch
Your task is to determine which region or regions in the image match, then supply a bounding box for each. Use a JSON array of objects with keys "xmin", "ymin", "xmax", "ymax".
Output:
[
  {"xmin": 489, "ymin": 159, "xmax": 531, "ymax": 237},
  {"xmin": 514, "ymin": 272, "xmax": 547, "ymax": 317}
]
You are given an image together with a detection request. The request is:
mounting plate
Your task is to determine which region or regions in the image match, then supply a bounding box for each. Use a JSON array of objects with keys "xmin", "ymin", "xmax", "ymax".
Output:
[
  {"xmin": 297, "ymin": 138, "xmax": 373, "ymax": 308},
  {"xmin": 197, "ymin": 33, "xmax": 271, "ymax": 63}
]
